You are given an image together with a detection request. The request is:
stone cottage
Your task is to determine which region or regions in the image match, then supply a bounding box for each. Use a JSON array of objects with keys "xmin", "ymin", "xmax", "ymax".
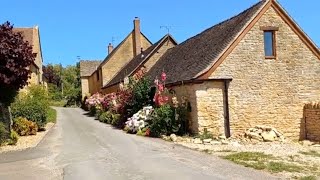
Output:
[
  {"xmin": 80, "ymin": 17, "xmax": 153, "ymax": 97},
  {"xmin": 13, "ymin": 26, "xmax": 44, "ymax": 87},
  {"xmin": 102, "ymin": 34, "xmax": 178, "ymax": 94},
  {"xmin": 146, "ymin": 0, "xmax": 320, "ymax": 140},
  {"xmin": 79, "ymin": 60, "xmax": 102, "ymax": 97}
]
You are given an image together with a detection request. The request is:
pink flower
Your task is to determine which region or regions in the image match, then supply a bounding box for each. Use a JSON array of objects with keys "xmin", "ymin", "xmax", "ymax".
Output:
[
  {"xmin": 161, "ymin": 72, "xmax": 167, "ymax": 81},
  {"xmin": 158, "ymin": 84, "xmax": 164, "ymax": 92}
]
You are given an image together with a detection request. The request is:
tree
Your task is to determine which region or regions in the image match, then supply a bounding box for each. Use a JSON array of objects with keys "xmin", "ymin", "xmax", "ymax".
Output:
[
  {"xmin": 42, "ymin": 64, "xmax": 61, "ymax": 86},
  {"xmin": 0, "ymin": 21, "xmax": 36, "ymax": 106},
  {"xmin": 62, "ymin": 63, "xmax": 81, "ymax": 106}
]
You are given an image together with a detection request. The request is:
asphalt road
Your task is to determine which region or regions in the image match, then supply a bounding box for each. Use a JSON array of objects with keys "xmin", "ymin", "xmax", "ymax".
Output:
[{"xmin": 0, "ymin": 107, "xmax": 278, "ymax": 180}]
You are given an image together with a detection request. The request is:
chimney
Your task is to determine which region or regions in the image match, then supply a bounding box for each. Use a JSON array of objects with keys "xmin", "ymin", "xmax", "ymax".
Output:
[
  {"xmin": 108, "ymin": 43, "xmax": 113, "ymax": 54},
  {"xmin": 133, "ymin": 17, "xmax": 141, "ymax": 56}
]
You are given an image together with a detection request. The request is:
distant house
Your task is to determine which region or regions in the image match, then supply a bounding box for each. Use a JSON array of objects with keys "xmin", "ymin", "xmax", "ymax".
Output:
[
  {"xmin": 13, "ymin": 26, "xmax": 44, "ymax": 87},
  {"xmin": 146, "ymin": 0, "xmax": 320, "ymax": 140},
  {"xmin": 80, "ymin": 17, "xmax": 153, "ymax": 97},
  {"xmin": 79, "ymin": 60, "xmax": 101, "ymax": 97},
  {"xmin": 102, "ymin": 34, "xmax": 178, "ymax": 93}
]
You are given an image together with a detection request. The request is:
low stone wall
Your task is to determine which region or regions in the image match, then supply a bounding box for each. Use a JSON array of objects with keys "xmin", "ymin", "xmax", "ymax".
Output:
[{"xmin": 304, "ymin": 102, "xmax": 320, "ymax": 142}]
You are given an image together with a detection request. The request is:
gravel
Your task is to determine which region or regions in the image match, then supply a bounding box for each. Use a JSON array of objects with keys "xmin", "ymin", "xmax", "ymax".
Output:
[{"xmin": 0, "ymin": 122, "xmax": 55, "ymax": 153}]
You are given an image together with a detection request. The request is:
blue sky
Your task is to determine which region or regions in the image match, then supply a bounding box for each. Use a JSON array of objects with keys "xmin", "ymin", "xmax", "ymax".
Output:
[{"xmin": 1, "ymin": 0, "xmax": 319, "ymax": 66}]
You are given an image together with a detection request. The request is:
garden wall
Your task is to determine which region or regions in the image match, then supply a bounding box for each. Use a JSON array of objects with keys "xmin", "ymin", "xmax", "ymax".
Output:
[{"xmin": 304, "ymin": 103, "xmax": 320, "ymax": 141}]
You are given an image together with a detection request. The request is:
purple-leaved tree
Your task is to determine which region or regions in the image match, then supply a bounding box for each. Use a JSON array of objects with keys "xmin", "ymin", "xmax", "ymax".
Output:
[{"xmin": 0, "ymin": 21, "xmax": 36, "ymax": 105}]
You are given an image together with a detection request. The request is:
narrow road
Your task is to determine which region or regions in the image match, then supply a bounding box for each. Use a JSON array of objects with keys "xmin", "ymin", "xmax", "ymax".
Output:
[{"xmin": 0, "ymin": 108, "xmax": 277, "ymax": 180}]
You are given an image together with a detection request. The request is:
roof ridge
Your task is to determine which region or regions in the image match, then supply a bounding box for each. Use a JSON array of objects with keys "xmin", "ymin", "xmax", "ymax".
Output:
[
  {"xmin": 145, "ymin": 0, "xmax": 267, "ymax": 85},
  {"xmin": 103, "ymin": 34, "xmax": 176, "ymax": 88},
  {"xmin": 178, "ymin": 0, "xmax": 267, "ymax": 48}
]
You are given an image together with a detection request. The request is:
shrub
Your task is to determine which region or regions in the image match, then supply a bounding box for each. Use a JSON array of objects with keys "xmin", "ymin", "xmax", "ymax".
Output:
[
  {"xmin": 12, "ymin": 117, "xmax": 38, "ymax": 136},
  {"xmin": 11, "ymin": 85, "xmax": 49, "ymax": 128},
  {"xmin": 0, "ymin": 122, "xmax": 8, "ymax": 145},
  {"xmin": 7, "ymin": 130, "xmax": 19, "ymax": 145},
  {"xmin": 47, "ymin": 107, "xmax": 57, "ymax": 123},
  {"xmin": 89, "ymin": 106, "xmax": 96, "ymax": 116},
  {"xmin": 111, "ymin": 114, "xmax": 121, "ymax": 127},
  {"xmin": 149, "ymin": 104, "xmax": 180, "ymax": 137},
  {"xmin": 128, "ymin": 77, "xmax": 152, "ymax": 115},
  {"xmin": 99, "ymin": 111, "xmax": 113, "ymax": 123}
]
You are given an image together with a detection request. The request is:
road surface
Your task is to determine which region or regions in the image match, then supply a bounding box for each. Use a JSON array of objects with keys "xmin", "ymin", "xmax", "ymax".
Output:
[{"xmin": 0, "ymin": 107, "xmax": 278, "ymax": 180}]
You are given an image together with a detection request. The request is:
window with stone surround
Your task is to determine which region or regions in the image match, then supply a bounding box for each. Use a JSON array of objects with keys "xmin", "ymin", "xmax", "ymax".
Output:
[{"xmin": 261, "ymin": 26, "xmax": 278, "ymax": 59}]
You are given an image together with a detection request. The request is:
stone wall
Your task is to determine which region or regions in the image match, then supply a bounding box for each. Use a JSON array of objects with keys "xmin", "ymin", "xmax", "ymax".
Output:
[
  {"xmin": 172, "ymin": 81, "xmax": 226, "ymax": 136},
  {"xmin": 143, "ymin": 38, "xmax": 176, "ymax": 71},
  {"xmin": 102, "ymin": 37, "xmax": 176, "ymax": 94},
  {"xmin": 209, "ymin": 7, "xmax": 320, "ymax": 139},
  {"xmin": 32, "ymin": 26, "xmax": 43, "ymax": 83},
  {"xmin": 81, "ymin": 77, "xmax": 89, "ymax": 98},
  {"xmin": 101, "ymin": 33, "xmax": 152, "ymax": 86},
  {"xmin": 304, "ymin": 103, "xmax": 320, "ymax": 141}
]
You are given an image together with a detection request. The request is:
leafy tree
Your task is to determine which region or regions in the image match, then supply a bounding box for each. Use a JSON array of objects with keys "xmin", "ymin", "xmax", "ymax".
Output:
[
  {"xmin": 62, "ymin": 63, "xmax": 81, "ymax": 106},
  {"xmin": 0, "ymin": 21, "xmax": 36, "ymax": 105},
  {"xmin": 42, "ymin": 64, "xmax": 61, "ymax": 86}
]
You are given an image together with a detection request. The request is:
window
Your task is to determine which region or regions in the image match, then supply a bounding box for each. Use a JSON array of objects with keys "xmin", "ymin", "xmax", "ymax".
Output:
[{"xmin": 263, "ymin": 31, "xmax": 276, "ymax": 58}]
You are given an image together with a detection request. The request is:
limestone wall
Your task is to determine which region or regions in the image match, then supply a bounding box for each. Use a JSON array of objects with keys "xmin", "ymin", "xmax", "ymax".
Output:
[
  {"xmin": 304, "ymin": 103, "xmax": 320, "ymax": 141},
  {"xmin": 101, "ymin": 33, "xmax": 152, "ymax": 86},
  {"xmin": 144, "ymin": 39, "xmax": 176, "ymax": 71},
  {"xmin": 81, "ymin": 77, "xmax": 89, "ymax": 98},
  {"xmin": 172, "ymin": 81, "xmax": 225, "ymax": 136},
  {"xmin": 209, "ymin": 7, "xmax": 320, "ymax": 139}
]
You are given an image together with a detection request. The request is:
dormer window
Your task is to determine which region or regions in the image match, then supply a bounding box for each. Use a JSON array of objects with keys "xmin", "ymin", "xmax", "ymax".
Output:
[{"xmin": 261, "ymin": 26, "xmax": 278, "ymax": 59}]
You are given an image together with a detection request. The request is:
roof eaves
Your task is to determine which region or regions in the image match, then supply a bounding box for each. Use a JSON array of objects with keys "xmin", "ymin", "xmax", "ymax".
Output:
[
  {"xmin": 98, "ymin": 31, "xmax": 134, "ymax": 68},
  {"xmin": 195, "ymin": 0, "xmax": 269, "ymax": 79}
]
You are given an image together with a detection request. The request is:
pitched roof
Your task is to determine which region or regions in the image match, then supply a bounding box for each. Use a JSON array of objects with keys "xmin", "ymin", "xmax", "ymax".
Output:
[
  {"xmin": 98, "ymin": 31, "xmax": 152, "ymax": 68},
  {"xmin": 13, "ymin": 28, "xmax": 34, "ymax": 45},
  {"xmin": 103, "ymin": 34, "xmax": 177, "ymax": 88},
  {"xmin": 80, "ymin": 60, "xmax": 102, "ymax": 77},
  {"xmin": 146, "ymin": 0, "xmax": 267, "ymax": 84}
]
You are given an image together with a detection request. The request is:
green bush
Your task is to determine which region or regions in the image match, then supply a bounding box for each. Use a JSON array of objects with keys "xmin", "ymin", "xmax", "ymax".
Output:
[
  {"xmin": 11, "ymin": 85, "xmax": 49, "ymax": 128},
  {"xmin": 148, "ymin": 104, "xmax": 188, "ymax": 137},
  {"xmin": 128, "ymin": 77, "xmax": 152, "ymax": 115},
  {"xmin": 47, "ymin": 107, "xmax": 57, "ymax": 123},
  {"xmin": 8, "ymin": 130, "xmax": 19, "ymax": 145},
  {"xmin": 0, "ymin": 122, "xmax": 8, "ymax": 145},
  {"xmin": 99, "ymin": 111, "xmax": 113, "ymax": 123},
  {"xmin": 111, "ymin": 114, "xmax": 121, "ymax": 127},
  {"xmin": 12, "ymin": 117, "xmax": 38, "ymax": 136},
  {"xmin": 89, "ymin": 106, "xmax": 96, "ymax": 116}
]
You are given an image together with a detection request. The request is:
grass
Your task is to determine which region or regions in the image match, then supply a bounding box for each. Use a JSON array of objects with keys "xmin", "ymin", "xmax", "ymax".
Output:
[
  {"xmin": 299, "ymin": 150, "xmax": 320, "ymax": 158},
  {"xmin": 223, "ymin": 152, "xmax": 304, "ymax": 173},
  {"xmin": 49, "ymin": 100, "xmax": 66, "ymax": 107},
  {"xmin": 216, "ymin": 149, "xmax": 236, "ymax": 153},
  {"xmin": 267, "ymin": 162, "xmax": 302, "ymax": 173},
  {"xmin": 299, "ymin": 176, "xmax": 317, "ymax": 180},
  {"xmin": 47, "ymin": 107, "xmax": 57, "ymax": 123}
]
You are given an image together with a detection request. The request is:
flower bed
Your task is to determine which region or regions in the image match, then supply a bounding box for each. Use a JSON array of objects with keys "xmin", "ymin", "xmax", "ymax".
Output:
[{"xmin": 85, "ymin": 69, "xmax": 190, "ymax": 137}]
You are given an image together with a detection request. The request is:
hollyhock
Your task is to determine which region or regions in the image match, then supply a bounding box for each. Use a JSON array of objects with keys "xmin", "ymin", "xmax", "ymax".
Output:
[
  {"xmin": 158, "ymin": 84, "xmax": 164, "ymax": 92},
  {"xmin": 161, "ymin": 71, "xmax": 167, "ymax": 81}
]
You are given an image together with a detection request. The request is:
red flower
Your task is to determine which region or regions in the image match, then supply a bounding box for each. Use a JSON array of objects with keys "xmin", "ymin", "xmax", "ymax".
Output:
[{"xmin": 161, "ymin": 72, "xmax": 167, "ymax": 81}]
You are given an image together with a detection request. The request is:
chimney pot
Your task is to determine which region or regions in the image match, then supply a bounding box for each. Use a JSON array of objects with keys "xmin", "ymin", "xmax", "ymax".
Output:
[{"xmin": 108, "ymin": 43, "xmax": 113, "ymax": 55}]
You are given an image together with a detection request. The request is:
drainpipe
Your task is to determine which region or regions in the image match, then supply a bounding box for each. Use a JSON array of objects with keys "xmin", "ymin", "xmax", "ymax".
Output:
[{"xmin": 224, "ymin": 79, "xmax": 231, "ymax": 138}]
